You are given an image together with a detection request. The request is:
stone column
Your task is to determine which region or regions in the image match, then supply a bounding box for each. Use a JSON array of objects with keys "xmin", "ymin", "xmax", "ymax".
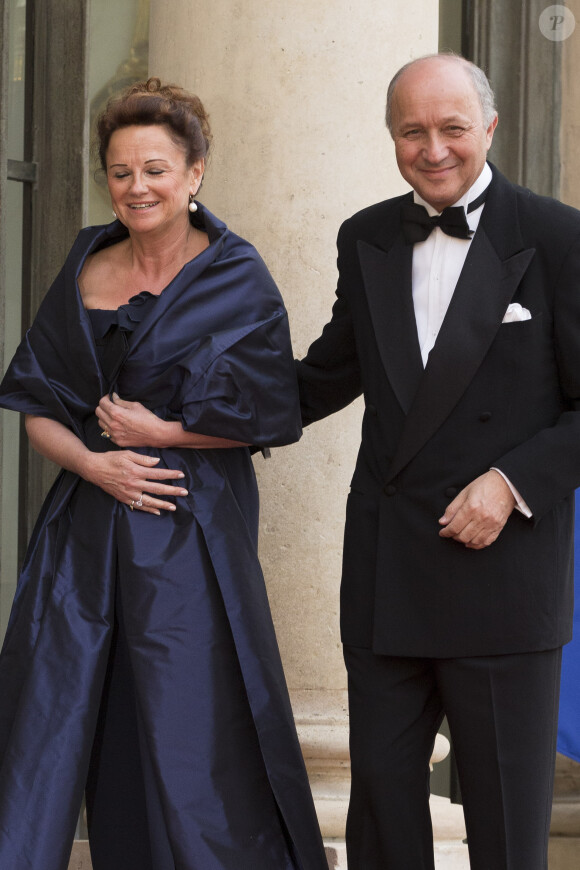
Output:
[{"xmin": 149, "ymin": 0, "xmax": 439, "ymax": 849}]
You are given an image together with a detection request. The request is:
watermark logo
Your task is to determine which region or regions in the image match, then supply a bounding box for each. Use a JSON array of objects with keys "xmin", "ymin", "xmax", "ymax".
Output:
[{"xmin": 539, "ymin": 5, "xmax": 576, "ymax": 41}]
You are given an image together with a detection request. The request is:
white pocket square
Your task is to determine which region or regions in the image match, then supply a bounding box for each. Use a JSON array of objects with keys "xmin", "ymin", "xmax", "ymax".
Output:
[{"xmin": 502, "ymin": 303, "xmax": 531, "ymax": 323}]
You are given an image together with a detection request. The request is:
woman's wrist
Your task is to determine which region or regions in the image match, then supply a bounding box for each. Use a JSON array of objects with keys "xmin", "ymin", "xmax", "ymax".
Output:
[
  {"xmin": 76, "ymin": 446, "xmax": 101, "ymax": 483},
  {"xmin": 151, "ymin": 417, "xmax": 182, "ymax": 448}
]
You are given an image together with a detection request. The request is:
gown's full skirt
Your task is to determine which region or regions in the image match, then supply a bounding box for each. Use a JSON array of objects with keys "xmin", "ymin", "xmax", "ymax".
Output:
[{"xmin": 0, "ymin": 448, "xmax": 325, "ymax": 870}]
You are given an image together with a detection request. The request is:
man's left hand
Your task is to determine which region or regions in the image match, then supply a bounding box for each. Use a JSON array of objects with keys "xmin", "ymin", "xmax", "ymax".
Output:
[{"xmin": 438, "ymin": 470, "xmax": 516, "ymax": 549}]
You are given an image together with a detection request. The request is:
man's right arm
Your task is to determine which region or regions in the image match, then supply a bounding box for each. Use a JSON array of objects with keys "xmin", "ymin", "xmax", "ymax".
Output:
[{"xmin": 296, "ymin": 227, "xmax": 363, "ymax": 425}]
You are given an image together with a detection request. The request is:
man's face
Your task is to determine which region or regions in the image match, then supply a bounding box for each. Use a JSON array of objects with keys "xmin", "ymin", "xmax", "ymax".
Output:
[{"xmin": 390, "ymin": 58, "xmax": 497, "ymax": 211}]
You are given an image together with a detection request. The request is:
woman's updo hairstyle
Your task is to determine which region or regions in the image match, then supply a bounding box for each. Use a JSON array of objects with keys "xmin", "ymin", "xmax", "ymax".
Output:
[{"xmin": 96, "ymin": 77, "xmax": 212, "ymax": 170}]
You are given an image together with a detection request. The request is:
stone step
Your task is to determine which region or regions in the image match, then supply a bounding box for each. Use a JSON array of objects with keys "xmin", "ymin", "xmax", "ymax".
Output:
[
  {"xmin": 323, "ymin": 839, "xmax": 580, "ymax": 870},
  {"xmin": 68, "ymin": 836, "xmax": 470, "ymax": 870},
  {"xmin": 548, "ymin": 837, "xmax": 580, "ymax": 870},
  {"xmin": 68, "ymin": 840, "xmax": 91, "ymax": 869},
  {"xmin": 68, "ymin": 834, "xmax": 580, "ymax": 869},
  {"xmin": 324, "ymin": 839, "xmax": 471, "ymax": 869}
]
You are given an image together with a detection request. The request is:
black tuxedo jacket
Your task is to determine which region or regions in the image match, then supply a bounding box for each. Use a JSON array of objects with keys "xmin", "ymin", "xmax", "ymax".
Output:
[{"xmin": 298, "ymin": 165, "xmax": 580, "ymax": 657}]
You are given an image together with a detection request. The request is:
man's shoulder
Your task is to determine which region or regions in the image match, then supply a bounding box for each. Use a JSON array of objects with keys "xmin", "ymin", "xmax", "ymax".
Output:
[
  {"xmin": 338, "ymin": 193, "xmax": 410, "ymax": 243},
  {"xmin": 512, "ymin": 182, "xmax": 580, "ymax": 222},
  {"xmin": 491, "ymin": 165, "xmax": 580, "ymax": 237},
  {"xmin": 344, "ymin": 193, "xmax": 410, "ymax": 226}
]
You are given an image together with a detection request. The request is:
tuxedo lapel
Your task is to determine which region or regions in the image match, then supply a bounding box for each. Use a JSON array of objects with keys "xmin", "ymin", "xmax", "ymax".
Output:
[
  {"xmin": 358, "ymin": 233, "xmax": 424, "ymax": 414},
  {"xmin": 385, "ymin": 228, "xmax": 535, "ymax": 481},
  {"xmin": 356, "ymin": 168, "xmax": 537, "ymax": 482}
]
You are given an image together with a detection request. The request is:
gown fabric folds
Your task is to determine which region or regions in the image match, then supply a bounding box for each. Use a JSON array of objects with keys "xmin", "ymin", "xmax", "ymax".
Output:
[{"xmin": 0, "ymin": 207, "xmax": 327, "ymax": 870}]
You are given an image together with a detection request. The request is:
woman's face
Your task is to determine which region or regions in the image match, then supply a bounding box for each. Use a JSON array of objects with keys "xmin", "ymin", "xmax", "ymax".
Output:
[{"xmin": 106, "ymin": 124, "xmax": 203, "ymax": 236}]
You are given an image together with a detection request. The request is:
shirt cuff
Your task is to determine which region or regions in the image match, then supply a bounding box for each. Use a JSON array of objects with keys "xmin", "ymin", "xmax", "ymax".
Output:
[{"xmin": 490, "ymin": 467, "xmax": 532, "ymax": 518}]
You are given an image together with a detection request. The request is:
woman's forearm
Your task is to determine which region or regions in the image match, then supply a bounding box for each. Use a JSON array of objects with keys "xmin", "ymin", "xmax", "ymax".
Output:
[
  {"xmin": 153, "ymin": 419, "xmax": 248, "ymax": 449},
  {"xmin": 96, "ymin": 394, "xmax": 248, "ymax": 449},
  {"xmin": 25, "ymin": 415, "xmax": 94, "ymax": 479},
  {"xmin": 25, "ymin": 414, "xmax": 191, "ymax": 514}
]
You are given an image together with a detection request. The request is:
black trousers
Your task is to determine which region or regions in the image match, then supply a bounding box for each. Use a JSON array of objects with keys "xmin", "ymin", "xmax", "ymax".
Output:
[{"xmin": 343, "ymin": 645, "xmax": 562, "ymax": 870}]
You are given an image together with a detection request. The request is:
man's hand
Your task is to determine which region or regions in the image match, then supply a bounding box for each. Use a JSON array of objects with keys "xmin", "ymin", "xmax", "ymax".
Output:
[{"xmin": 438, "ymin": 470, "xmax": 516, "ymax": 549}]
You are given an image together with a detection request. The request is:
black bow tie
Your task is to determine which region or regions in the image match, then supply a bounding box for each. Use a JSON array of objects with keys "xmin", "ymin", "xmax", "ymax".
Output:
[{"xmin": 400, "ymin": 187, "xmax": 489, "ymax": 245}]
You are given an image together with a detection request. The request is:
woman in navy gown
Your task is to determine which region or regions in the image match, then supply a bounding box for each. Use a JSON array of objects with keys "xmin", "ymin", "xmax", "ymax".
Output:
[{"xmin": 0, "ymin": 78, "xmax": 327, "ymax": 870}]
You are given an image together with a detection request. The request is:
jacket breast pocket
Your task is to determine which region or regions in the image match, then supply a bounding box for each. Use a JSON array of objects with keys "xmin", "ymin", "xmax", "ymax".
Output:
[{"xmin": 496, "ymin": 311, "xmax": 543, "ymax": 341}]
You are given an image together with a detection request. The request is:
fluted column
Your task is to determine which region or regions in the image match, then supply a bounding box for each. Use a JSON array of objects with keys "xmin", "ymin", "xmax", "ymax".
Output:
[{"xmin": 149, "ymin": 0, "xmax": 439, "ymax": 847}]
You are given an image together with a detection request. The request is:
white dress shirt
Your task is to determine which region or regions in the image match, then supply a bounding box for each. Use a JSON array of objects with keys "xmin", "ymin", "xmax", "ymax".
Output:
[
  {"xmin": 410, "ymin": 163, "xmax": 531, "ymax": 517},
  {"xmin": 412, "ymin": 162, "xmax": 492, "ymax": 365}
]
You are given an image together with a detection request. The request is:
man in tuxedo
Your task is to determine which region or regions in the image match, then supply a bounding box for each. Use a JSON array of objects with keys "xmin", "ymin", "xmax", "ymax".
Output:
[{"xmin": 297, "ymin": 54, "xmax": 580, "ymax": 870}]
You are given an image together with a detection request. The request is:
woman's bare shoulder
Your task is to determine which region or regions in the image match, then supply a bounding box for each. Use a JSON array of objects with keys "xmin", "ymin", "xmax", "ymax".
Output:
[{"xmin": 78, "ymin": 240, "xmax": 131, "ymax": 309}]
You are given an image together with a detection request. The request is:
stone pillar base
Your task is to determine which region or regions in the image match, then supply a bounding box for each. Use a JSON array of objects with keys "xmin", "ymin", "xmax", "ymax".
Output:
[
  {"xmin": 550, "ymin": 753, "xmax": 580, "ymax": 869},
  {"xmin": 68, "ymin": 840, "xmax": 92, "ymax": 869},
  {"xmin": 293, "ymin": 689, "xmax": 452, "ymax": 841},
  {"xmin": 548, "ymin": 837, "xmax": 580, "ymax": 870},
  {"xmin": 293, "ymin": 689, "xmax": 350, "ymax": 838}
]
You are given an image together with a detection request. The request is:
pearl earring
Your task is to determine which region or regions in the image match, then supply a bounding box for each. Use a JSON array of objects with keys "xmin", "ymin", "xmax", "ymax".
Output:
[{"xmin": 188, "ymin": 194, "xmax": 198, "ymax": 213}]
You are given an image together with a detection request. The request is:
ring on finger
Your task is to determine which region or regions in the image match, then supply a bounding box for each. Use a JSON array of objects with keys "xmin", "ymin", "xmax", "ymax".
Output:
[
  {"xmin": 129, "ymin": 500, "xmax": 135, "ymax": 511},
  {"xmin": 101, "ymin": 428, "xmax": 111, "ymax": 439},
  {"xmin": 135, "ymin": 494, "xmax": 144, "ymax": 508}
]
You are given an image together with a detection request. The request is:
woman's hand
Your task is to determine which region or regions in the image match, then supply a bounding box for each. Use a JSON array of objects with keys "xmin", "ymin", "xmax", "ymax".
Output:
[
  {"xmin": 96, "ymin": 392, "xmax": 249, "ymax": 450},
  {"xmin": 89, "ymin": 449, "xmax": 188, "ymax": 516},
  {"xmin": 96, "ymin": 393, "xmax": 163, "ymax": 448},
  {"xmin": 25, "ymin": 414, "xmax": 188, "ymax": 516}
]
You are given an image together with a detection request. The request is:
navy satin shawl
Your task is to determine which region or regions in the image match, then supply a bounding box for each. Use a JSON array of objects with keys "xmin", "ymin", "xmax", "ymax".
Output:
[
  {"xmin": 0, "ymin": 208, "xmax": 327, "ymax": 869},
  {"xmin": 0, "ymin": 205, "xmax": 302, "ymax": 447}
]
